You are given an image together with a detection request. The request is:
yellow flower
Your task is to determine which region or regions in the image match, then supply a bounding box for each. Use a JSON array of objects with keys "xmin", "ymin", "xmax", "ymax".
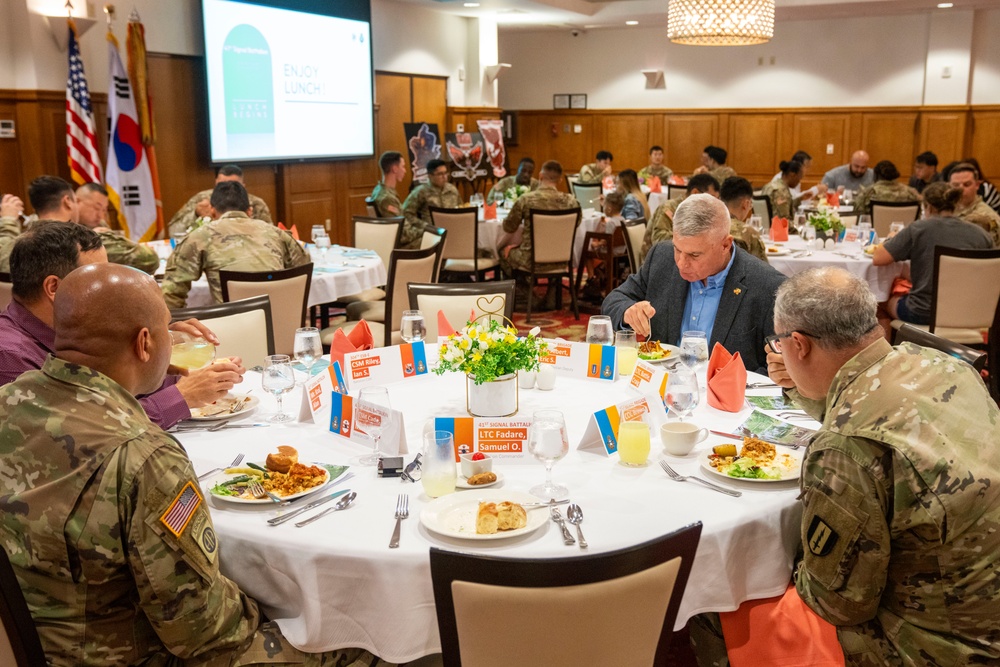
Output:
[
  {"xmin": 460, "ymin": 339, "xmax": 471, "ymax": 350},
  {"xmin": 505, "ymin": 334, "xmax": 516, "ymax": 344},
  {"xmin": 472, "ymin": 353, "xmax": 482, "ymax": 362}
]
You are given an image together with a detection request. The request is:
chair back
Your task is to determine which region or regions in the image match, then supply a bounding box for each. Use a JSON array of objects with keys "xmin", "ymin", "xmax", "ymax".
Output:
[
  {"xmin": 893, "ymin": 323, "xmax": 987, "ymax": 371},
  {"xmin": 870, "ymin": 200, "xmax": 920, "ymax": 239},
  {"xmin": 840, "ymin": 214, "xmax": 858, "ymax": 228},
  {"xmin": 382, "ymin": 243, "xmax": 444, "ymax": 346},
  {"xmin": 429, "ymin": 206, "xmax": 478, "ymax": 267},
  {"xmin": 0, "ymin": 545, "xmax": 46, "ymax": 667},
  {"xmin": 408, "ymin": 281, "xmax": 515, "ymax": 339},
  {"xmin": 752, "ymin": 195, "xmax": 772, "ymax": 224},
  {"xmin": 667, "ymin": 184, "xmax": 687, "ymax": 200},
  {"xmin": 430, "ymin": 522, "xmax": 703, "ymax": 667},
  {"xmin": 569, "ymin": 181, "xmax": 602, "ymax": 210},
  {"xmin": 420, "ymin": 227, "xmax": 448, "ymax": 281},
  {"xmin": 622, "ymin": 219, "xmax": 647, "ymax": 274},
  {"xmin": 353, "ymin": 216, "xmax": 403, "ymax": 270},
  {"xmin": 529, "ymin": 209, "xmax": 581, "ymax": 267},
  {"xmin": 931, "ymin": 247, "xmax": 1000, "ymax": 332},
  {"xmin": 170, "ymin": 295, "xmax": 275, "ymax": 367},
  {"xmin": 0, "ymin": 273, "xmax": 11, "ymax": 311},
  {"xmin": 364, "ymin": 196, "xmax": 379, "ymax": 217},
  {"xmin": 219, "ymin": 263, "xmax": 312, "ymax": 357}
]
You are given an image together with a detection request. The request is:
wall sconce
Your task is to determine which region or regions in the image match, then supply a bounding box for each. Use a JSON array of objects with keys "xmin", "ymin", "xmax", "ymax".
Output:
[
  {"xmin": 641, "ymin": 69, "xmax": 665, "ymax": 89},
  {"xmin": 36, "ymin": 0, "xmax": 97, "ymax": 52},
  {"xmin": 484, "ymin": 63, "xmax": 512, "ymax": 84}
]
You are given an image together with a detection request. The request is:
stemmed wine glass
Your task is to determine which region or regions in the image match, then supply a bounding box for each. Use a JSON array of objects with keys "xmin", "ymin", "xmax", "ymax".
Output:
[
  {"xmin": 400, "ymin": 310, "xmax": 426, "ymax": 344},
  {"xmin": 665, "ymin": 365, "xmax": 700, "ymax": 422},
  {"xmin": 528, "ymin": 410, "xmax": 570, "ymax": 500},
  {"xmin": 586, "ymin": 315, "xmax": 615, "ymax": 346},
  {"xmin": 293, "ymin": 327, "xmax": 322, "ymax": 385},
  {"xmin": 495, "ymin": 191, "xmax": 505, "ymax": 210},
  {"xmin": 261, "ymin": 354, "xmax": 296, "ymax": 423},
  {"xmin": 314, "ymin": 232, "xmax": 331, "ymax": 265},
  {"xmin": 358, "ymin": 386, "xmax": 392, "ymax": 466}
]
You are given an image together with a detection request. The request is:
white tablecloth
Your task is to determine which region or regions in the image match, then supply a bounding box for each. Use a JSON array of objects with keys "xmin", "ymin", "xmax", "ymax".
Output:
[
  {"xmin": 181, "ymin": 367, "xmax": 808, "ymax": 663},
  {"xmin": 766, "ymin": 237, "xmax": 904, "ymax": 301},
  {"xmin": 648, "ymin": 191, "xmax": 671, "ymax": 214},
  {"xmin": 480, "ymin": 210, "xmax": 604, "ymax": 267}
]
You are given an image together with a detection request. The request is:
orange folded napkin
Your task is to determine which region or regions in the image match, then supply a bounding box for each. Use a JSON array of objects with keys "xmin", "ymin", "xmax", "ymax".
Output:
[
  {"xmin": 719, "ymin": 584, "xmax": 845, "ymax": 667},
  {"xmin": 438, "ymin": 310, "xmax": 457, "ymax": 337},
  {"xmin": 483, "ymin": 202, "xmax": 497, "ymax": 220},
  {"xmin": 329, "ymin": 319, "xmax": 374, "ymax": 369},
  {"xmin": 647, "ymin": 176, "xmax": 662, "ymax": 193},
  {"xmin": 668, "ymin": 174, "xmax": 687, "ymax": 186},
  {"xmin": 770, "ymin": 217, "xmax": 789, "ymax": 242},
  {"xmin": 825, "ymin": 191, "xmax": 840, "ymax": 207},
  {"xmin": 706, "ymin": 343, "xmax": 746, "ymax": 413}
]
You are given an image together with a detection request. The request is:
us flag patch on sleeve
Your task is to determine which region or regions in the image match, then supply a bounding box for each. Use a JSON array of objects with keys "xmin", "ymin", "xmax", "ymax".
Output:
[{"xmin": 160, "ymin": 481, "xmax": 202, "ymax": 537}]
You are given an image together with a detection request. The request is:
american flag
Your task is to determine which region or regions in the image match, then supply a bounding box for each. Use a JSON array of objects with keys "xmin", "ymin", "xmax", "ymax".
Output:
[
  {"xmin": 66, "ymin": 20, "xmax": 102, "ymax": 185},
  {"xmin": 160, "ymin": 482, "xmax": 202, "ymax": 537}
]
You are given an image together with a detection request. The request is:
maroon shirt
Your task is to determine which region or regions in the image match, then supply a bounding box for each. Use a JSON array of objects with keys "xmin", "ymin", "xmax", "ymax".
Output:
[{"xmin": 0, "ymin": 300, "xmax": 191, "ymax": 428}]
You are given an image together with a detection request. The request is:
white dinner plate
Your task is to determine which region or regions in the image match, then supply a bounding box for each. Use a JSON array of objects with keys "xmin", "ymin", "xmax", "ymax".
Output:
[
  {"xmin": 455, "ymin": 470, "xmax": 504, "ymax": 489},
  {"xmin": 765, "ymin": 248, "xmax": 791, "ymax": 257},
  {"xmin": 701, "ymin": 450, "xmax": 802, "ymax": 483},
  {"xmin": 420, "ymin": 490, "xmax": 548, "ymax": 540},
  {"xmin": 188, "ymin": 395, "xmax": 260, "ymax": 421},
  {"xmin": 207, "ymin": 463, "xmax": 331, "ymax": 504},
  {"xmin": 639, "ymin": 343, "xmax": 681, "ymax": 364}
]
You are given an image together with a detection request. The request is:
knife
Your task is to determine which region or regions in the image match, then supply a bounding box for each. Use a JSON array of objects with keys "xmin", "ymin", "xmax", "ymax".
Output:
[
  {"xmin": 267, "ymin": 487, "xmax": 353, "ymax": 526},
  {"xmin": 709, "ymin": 430, "xmax": 802, "ymax": 449},
  {"xmin": 550, "ymin": 508, "xmax": 576, "ymax": 545},
  {"xmin": 172, "ymin": 423, "xmax": 270, "ymax": 432}
]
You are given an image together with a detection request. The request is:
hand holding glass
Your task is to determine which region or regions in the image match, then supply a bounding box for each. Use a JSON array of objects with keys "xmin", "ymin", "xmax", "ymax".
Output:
[
  {"xmin": 261, "ymin": 355, "xmax": 295, "ymax": 423},
  {"xmin": 170, "ymin": 331, "xmax": 216, "ymax": 371},
  {"xmin": 528, "ymin": 410, "xmax": 569, "ymax": 500}
]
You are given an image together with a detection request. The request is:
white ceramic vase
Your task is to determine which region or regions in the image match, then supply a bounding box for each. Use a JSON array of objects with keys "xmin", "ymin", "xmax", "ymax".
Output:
[{"xmin": 466, "ymin": 373, "xmax": 518, "ymax": 417}]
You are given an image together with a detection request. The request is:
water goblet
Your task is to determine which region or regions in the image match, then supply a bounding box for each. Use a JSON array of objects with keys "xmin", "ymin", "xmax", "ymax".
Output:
[
  {"xmin": 400, "ymin": 310, "xmax": 427, "ymax": 344},
  {"xmin": 586, "ymin": 315, "xmax": 614, "ymax": 346},
  {"xmin": 358, "ymin": 387, "xmax": 392, "ymax": 466},
  {"xmin": 528, "ymin": 410, "xmax": 569, "ymax": 500},
  {"xmin": 495, "ymin": 191, "xmax": 505, "ymax": 210},
  {"xmin": 261, "ymin": 354, "xmax": 296, "ymax": 423},
  {"xmin": 665, "ymin": 365, "xmax": 700, "ymax": 422},
  {"xmin": 748, "ymin": 215, "xmax": 763, "ymax": 235},
  {"xmin": 680, "ymin": 330, "xmax": 708, "ymax": 371},
  {"xmin": 293, "ymin": 327, "xmax": 322, "ymax": 385}
]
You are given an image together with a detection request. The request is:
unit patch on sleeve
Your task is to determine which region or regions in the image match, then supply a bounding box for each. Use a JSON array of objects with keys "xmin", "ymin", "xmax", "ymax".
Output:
[{"xmin": 160, "ymin": 481, "xmax": 203, "ymax": 537}]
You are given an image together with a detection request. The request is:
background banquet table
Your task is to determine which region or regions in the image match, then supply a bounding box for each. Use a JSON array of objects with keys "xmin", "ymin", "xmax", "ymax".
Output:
[
  {"xmin": 180, "ymin": 363, "xmax": 809, "ymax": 663},
  {"xmin": 765, "ymin": 236, "xmax": 905, "ymax": 301},
  {"xmin": 479, "ymin": 208, "xmax": 605, "ymax": 265}
]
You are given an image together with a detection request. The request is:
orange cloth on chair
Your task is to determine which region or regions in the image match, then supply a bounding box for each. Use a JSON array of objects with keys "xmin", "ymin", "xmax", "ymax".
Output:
[
  {"xmin": 720, "ymin": 584, "xmax": 845, "ymax": 667},
  {"xmin": 770, "ymin": 217, "xmax": 789, "ymax": 242},
  {"xmin": 646, "ymin": 176, "xmax": 662, "ymax": 193},
  {"xmin": 329, "ymin": 320, "xmax": 374, "ymax": 369},
  {"xmin": 483, "ymin": 203, "xmax": 497, "ymax": 220},
  {"xmin": 706, "ymin": 343, "xmax": 746, "ymax": 413},
  {"xmin": 891, "ymin": 277, "xmax": 912, "ymax": 297}
]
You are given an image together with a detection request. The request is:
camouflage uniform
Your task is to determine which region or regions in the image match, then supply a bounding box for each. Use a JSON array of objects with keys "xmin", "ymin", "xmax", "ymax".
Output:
[
  {"xmin": 578, "ymin": 162, "xmax": 607, "ymax": 184},
  {"xmin": 487, "ymin": 175, "xmax": 539, "ymax": 205},
  {"xmin": 790, "ymin": 339, "xmax": 1000, "ymax": 665},
  {"xmin": 640, "ymin": 196, "xmax": 683, "ymax": 262},
  {"xmin": 853, "ymin": 180, "xmax": 919, "ymax": 216},
  {"xmin": 168, "ymin": 189, "xmax": 273, "ymax": 237},
  {"xmin": 161, "ymin": 211, "xmax": 309, "ymax": 309},
  {"xmin": 759, "ymin": 180, "xmax": 804, "ymax": 222},
  {"xmin": 730, "ymin": 217, "xmax": 767, "ymax": 263},
  {"xmin": 401, "ymin": 181, "xmax": 461, "ymax": 249},
  {"xmin": 955, "ymin": 196, "xmax": 1000, "ymax": 248},
  {"xmin": 370, "ymin": 182, "xmax": 402, "ymax": 217},
  {"xmin": 709, "ymin": 165, "xmax": 737, "ymax": 184},
  {"xmin": 500, "ymin": 185, "xmax": 580, "ymax": 274},
  {"xmin": 0, "ymin": 215, "xmax": 21, "ymax": 273},
  {"xmin": 97, "ymin": 229, "xmax": 159, "ymax": 274},
  {"xmin": 638, "ymin": 164, "xmax": 673, "ymax": 182},
  {"xmin": 0, "ymin": 356, "xmax": 391, "ymax": 666}
]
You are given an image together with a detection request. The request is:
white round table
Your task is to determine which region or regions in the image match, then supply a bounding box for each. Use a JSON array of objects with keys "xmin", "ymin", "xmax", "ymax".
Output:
[{"xmin": 765, "ymin": 237, "xmax": 905, "ymax": 301}]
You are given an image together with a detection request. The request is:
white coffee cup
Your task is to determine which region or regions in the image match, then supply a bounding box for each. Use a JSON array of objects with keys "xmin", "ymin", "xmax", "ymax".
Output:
[
  {"xmin": 518, "ymin": 370, "xmax": 537, "ymax": 389},
  {"xmin": 536, "ymin": 365, "xmax": 556, "ymax": 391},
  {"xmin": 660, "ymin": 422, "xmax": 709, "ymax": 456}
]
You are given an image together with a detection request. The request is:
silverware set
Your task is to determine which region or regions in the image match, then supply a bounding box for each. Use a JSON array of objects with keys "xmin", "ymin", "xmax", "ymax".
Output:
[
  {"xmin": 746, "ymin": 381, "xmax": 780, "ymax": 389},
  {"xmin": 550, "ymin": 506, "xmax": 576, "ymax": 545},
  {"xmin": 566, "ymin": 503, "xmax": 588, "ymax": 549},
  {"xmin": 197, "ymin": 452, "xmax": 244, "ymax": 481},
  {"xmin": 265, "ymin": 473, "xmax": 357, "ymax": 526},
  {"xmin": 171, "ymin": 420, "xmax": 269, "ymax": 433},
  {"xmin": 659, "ymin": 460, "xmax": 742, "ymax": 497},
  {"xmin": 389, "ymin": 493, "xmax": 409, "ymax": 548}
]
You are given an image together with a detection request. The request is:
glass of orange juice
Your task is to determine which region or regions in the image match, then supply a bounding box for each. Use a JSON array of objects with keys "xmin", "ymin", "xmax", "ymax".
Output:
[
  {"xmin": 617, "ymin": 420, "xmax": 650, "ymax": 467},
  {"xmin": 170, "ymin": 331, "xmax": 216, "ymax": 371},
  {"xmin": 616, "ymin": 330, "xmax": 638, "ymax": 376}
]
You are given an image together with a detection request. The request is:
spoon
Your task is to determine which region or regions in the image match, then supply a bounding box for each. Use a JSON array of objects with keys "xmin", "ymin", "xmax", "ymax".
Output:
[
  {"xmin": 566, "ymin": 503, "xmax": 589, "ymax": 549},
  {"xmin": 293, "ymin": 492, "xmax": 358, "ymax": 527}
]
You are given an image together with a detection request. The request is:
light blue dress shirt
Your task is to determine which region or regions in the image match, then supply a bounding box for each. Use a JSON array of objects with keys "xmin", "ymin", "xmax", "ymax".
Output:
[{"xmin": 678, "ymin": 248, "xmax": 736, "ymax": 345}]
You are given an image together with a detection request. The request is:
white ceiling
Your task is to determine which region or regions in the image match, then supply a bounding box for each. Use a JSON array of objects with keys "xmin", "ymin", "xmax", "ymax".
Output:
[{"xmin": 394, "ymin": 0, "xmax": 998, "ymax": 32}]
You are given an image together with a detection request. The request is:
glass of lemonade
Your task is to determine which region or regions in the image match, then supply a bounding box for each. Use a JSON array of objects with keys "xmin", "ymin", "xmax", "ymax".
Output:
[
  {"xmin": 615, "ymin": 329, "xmax": 638, "ymax": 376},
  {"xmin": 421, "ymin": 430, "xmax": 457, "ymax": 498},
  {"xmin": 617, "ymin": 420, "xmax": 651, "ymax": 467},
  {"xmin": 170, "ymin": 331, "xmax": 216, "ymax": 371}
]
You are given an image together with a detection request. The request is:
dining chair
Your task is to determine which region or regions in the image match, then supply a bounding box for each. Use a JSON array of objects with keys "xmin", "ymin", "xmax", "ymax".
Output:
[
  {"xmin": 0, "ymin": 272, "xmax": 12, "ymax": 311},
  {"xmin": 0, "ymin": 545, "xmax": 47, "ymax": 667},
  {"xmin": 219, "ymin": 263, "xmax": 312, "ymax": 357},
  {"xmin": 364, "ymin": 196, "xmax": 379, "ymax": 217},
  {"xmin": 870, "ymin": 200, "xmax": 920, "ymax": 239},
  {"xmin": 569, "ymin": 181, "xmax": 603, "ymax": 211},
  {"xmin": 407, "ymin": 280, "xmax": 515, "ymax": 339},
  {"xmin": 622, "ymin": 218, "xmax": 649, "ymax": 274},
  {"xmin": 892, "ymin": 323, "xmax": 987, "ymax": 372},
  {"xmin": 170, "ymin": 295, "xmax": 275, "ymax": 367},
  {"xmin": 420, "ymin": 226, "xmax": 448, "ymax": 282},
  {"xmin": 752, "ymin": 195, "xmax": 772, "ymax": 224},
  {"xmin": 511, "ymin": 208, "xmax": 581, "ymax": 323},
  {"xmin": 429, "ymin": 206, "xmax": 500, "ymax": 281},
  {"xmin": 327, "ymin": 242, "xmax": 444, "ymax": 348},
  {"xmin": 667, "ymin": 184, "xmax": 687, "ymax": 200},
  {"xmin": 840, "ymin": 214, "xmax": 858, "ymax": 228},
  {"xmin": 575, "ymin": 217, "xmax": 635, "ymax": 298},
  {"xmin": 429, "ymin": 522, "xmax": 703, "ymax": 667}
]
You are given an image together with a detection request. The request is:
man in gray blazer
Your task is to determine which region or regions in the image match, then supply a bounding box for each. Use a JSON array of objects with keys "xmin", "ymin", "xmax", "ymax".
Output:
[{"xmin": 603, "ymin": 194, "xmax": 785, "ymax": 373}]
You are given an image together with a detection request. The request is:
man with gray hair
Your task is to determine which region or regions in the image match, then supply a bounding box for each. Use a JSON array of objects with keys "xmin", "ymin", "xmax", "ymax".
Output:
[
  {"xmin": 602, "ymin": 193, "xmax": 785, "ymax": 372},
  {"xmin": 763, "ymin": 267, "xmax": 1000, "ymax": 665}
]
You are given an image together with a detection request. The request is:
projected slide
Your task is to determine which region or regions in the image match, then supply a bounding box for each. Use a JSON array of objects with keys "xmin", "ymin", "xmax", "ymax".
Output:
[{"xmin": 203, "ymin": 0, "xmax": 374, "ymax": 162}]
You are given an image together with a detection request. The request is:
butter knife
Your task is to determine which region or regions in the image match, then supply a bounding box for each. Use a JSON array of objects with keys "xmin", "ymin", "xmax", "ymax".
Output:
[
  {"xmin": 550, "ymin": 507, "xmax": 576, "ymax": 545},
  {"xmin": 266, "ymin": 475, "xmax": 355, "ymax": 525}
]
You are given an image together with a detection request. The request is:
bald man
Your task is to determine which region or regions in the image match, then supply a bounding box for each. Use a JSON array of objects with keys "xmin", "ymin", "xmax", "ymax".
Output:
[
  {"xmin": 0, "ymin": 263, "xmax": 392, "ymax": 667},
  {"xmin": 821, "ymin": 150, "xmax": 875, "ymax": 191}
]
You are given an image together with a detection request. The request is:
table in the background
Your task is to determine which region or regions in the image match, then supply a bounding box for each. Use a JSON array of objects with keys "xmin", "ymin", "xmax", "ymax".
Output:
[{"xmin": 766, "ymin": 237, "xmax": 905, "ymax": 301}]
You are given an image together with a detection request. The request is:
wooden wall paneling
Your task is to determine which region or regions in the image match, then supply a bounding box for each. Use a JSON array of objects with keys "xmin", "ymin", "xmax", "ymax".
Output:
[
  {"xmin": 860, "ymin": 112, "xmax": 917, "ymax": 174},
  {"xmin": 792, "ymin": 114, "xmax": 851, "ymax": 181},
  {"xmin": 0, "ymin": 100, "xmax": 26, "ymax": 199},
  {"xmin": 728, "ymin": 114, "xmax": 781, "ymax": 187},
  {"xmin": 918, "ymin": 111, "xmax": 967, "ymax": 166},
  {"xmin": 375, "ymin": 73, "xmax": 413, "ymax": 194},
  {"xmin": 412, "ymin": 76, "xmax": 448, "ymax": 143},
  {"xmin": 969, "ymin": 108, "xmax": 1000, "ymax": 182},
  {"xmin": 663, "ymin": 114, "xmax": 718, "ymax": 177},
  {"xmin": 601, "ymin": 115, "xmax": 654, "ymax": 178}
]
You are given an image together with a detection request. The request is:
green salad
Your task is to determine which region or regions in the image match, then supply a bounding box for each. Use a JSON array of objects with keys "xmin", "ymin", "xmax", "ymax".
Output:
[{"xmin": 725, "ymin": 457, "xmax": 781, "ymax": 480}]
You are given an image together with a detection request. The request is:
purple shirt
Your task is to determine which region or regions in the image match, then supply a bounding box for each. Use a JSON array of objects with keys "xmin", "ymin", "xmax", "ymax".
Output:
[{"xmin": 0, "ymin": 300, "xmax": 191, "ymax": 428}]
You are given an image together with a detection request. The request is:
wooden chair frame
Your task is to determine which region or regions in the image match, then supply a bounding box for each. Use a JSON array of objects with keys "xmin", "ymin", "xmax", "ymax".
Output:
[
  {"xmin": 870, "ymin": 200, "xmax": 920, "ymax": 239},
  {"xmin": 219, "ymin": 262, "xmax": 313, "ymax": 333},
  {"xmin": 407, "ymin": 280, "xmax": 516, "ymax": 330},
  {"xmin": 428, "ymin": 206, "xmax": 498, "ymax": 281}
]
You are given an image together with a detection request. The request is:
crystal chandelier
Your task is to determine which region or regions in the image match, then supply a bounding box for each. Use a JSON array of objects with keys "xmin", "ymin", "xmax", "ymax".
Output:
[{"xmin": 667, "ymin": 0, "xmax": 775, "ymax": 46}]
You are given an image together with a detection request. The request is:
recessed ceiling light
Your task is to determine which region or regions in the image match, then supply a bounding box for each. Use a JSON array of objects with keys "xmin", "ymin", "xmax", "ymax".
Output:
[
  {"xmin": 937, "ymin": 2, "xmax": 953, "ymax": 7},
  {"xmin": 626, "ymin": 20, "xmax": 639, "ymax": 25},
  {"xmin": 464, "ymin": 2, "xmax": 480, "ymax": 6}
]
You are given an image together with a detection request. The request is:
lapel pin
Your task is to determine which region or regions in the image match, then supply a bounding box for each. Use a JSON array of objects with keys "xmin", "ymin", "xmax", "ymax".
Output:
[{"xmin": 734, "ymin": 288, "xmax": 742, "ymax": 295}]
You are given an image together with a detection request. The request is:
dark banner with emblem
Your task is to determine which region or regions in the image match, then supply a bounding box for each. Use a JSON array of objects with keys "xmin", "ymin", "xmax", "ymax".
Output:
[
  {"xmin": 445, "ymin": 132, "xmax": 488, "ymax": 182},
  {"xmin": 404, "ymin": 122, "xmax": 441, "ymax": 183}
]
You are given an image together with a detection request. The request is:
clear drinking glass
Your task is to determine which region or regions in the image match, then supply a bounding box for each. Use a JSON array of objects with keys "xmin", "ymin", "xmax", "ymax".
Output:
[
  {"xmin": 261, "ymin": 354, "xmax": 296, "ymax": 423},
  {"xmin": 358, "ymin": 386, "xmax": 392, "ymax": 466},
  {"xmin": 421, "ymin": 430, "xmax": 457, "ymax": 498},
  {"xmin": 495, "ymin": 191, "xmax": 505, "ymax": 210},
  {"xmin": 680, "ymin": 330, "xmax": 708, "ymax": 370},
  {"xmin": 615, "ymin": 329, "xmax": 638, "ymax": 376},
  {"xmin": 802, "ymin": 224, "xmax": 817, "ymax": 247},
  {"xmin": 528, "ymin": 410, "xmax": 570, "ymax": 500},
  {"xmin": 170, "ymin": 331, "xmax": 216, "ymax": 371},
  {"xmin": 748, "ymin": 215, "xmax": 763, "ymax": 235},
  {"xmin": 469, "ymin": 193, "xmax": 484, "ymax": 207},
  {"xmin": 314, "ymin": 234, "xmax": 331, "ymax": 265},
  {"xmin": 793, "ymin": 213, "xmax": 807, "ymax": 236},
  {"xmin": 400, "ymin": 310, "xmax": 427, "ymax": 344},
  {"xmin": 586, "ymin": 315, "xmax": 615, "ymax": 346},
  {"xmin": 666, "ymin": 365, "xmax": 700, "ymax": 422},
  {"xmin": 293, "ymin": 327, "xmax": 322, "ymax": 384},
  {"xmin": 311, "ymin": 225, "xmax": 326, "ymax": 242}
]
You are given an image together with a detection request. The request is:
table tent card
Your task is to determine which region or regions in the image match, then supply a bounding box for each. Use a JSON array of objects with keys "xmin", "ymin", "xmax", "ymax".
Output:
[
  {"xmin": 433, "ymin": 417, "xmax": 533, "ymax": 463},
  {"xmin": 298, "ymin": 362, "xmax": 348, "ymax": 423},
  {"xmin": 328, "ymin": 392, "xmax": 408, "ymax": 455},
  {"xmin": 627, "ymin": 359, "xmax": 669, "ymax": 399},
  {"xmin": 344, "ymin": 342, "xmax": 430, "ymax": 391},
  {"xmin": 540, "ymin": 340, "xmax": 617, "ymax": 382},
  {"xmin": 578, "ymin": 394, "xmax": 666, "ymax": 456}
]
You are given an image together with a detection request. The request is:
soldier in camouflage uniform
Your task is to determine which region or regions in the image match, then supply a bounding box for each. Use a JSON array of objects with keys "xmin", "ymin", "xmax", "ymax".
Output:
[
  {"xmin": 853, "ymin": 160, "xmax": 919, "ymax": 216},
  {"xmin": 370, "ymin": 150, "xmax": 406, "ymax": 217},
  {"xmin": 640, "ymin": 173, "xmax": 719, "ymax": 262},
  {"xmin": 168, "ymin": 164, "xmax": 273, "ymax": 237},
  {"xmin": 719, "ymin": 176, "xmax": 768, "ymax": 263},
  {"xmin": 578, "ymin": 150, "xmax": 613, "ymax": 184},
  {"xmin": 487, "ymin": 157, "xmax": 539, "ymax": 205},
  {"xmin": 77, "ymin": 183, "xmax": 159, "ymax": 274},
  {"xmin": 0, "ymin": 193, "xmax": 24, "ymax": 272},
  {"xmin": 161, "ymin": 182, "xmax": 308, "ymax": 309},
  {"xmin": 692, "ymin": 145, "xmax": 736, "ymax": 184},
  {"xmin": 0, "ymin": 263, "xmax": 391, "ymax": 666},
  {"xmin": 760, "ymin": 160, "xmax": 809, "ymax": 222},
  {"xmin": 638, "ymin": 145, "xmax": 673, "ymax": 183},
  {"xmin": 401, "ymin": 158, "xmax": 462, "ymax": 249},
  {"xmin": 950, "ymin": 163, "xmax": 1000, "ymax": 247}
]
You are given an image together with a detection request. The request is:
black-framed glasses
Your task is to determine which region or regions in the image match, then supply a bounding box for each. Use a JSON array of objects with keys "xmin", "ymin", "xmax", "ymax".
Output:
[{"xmin": 766, "ymin": 330, "xmax": 822, "ymax": 354}]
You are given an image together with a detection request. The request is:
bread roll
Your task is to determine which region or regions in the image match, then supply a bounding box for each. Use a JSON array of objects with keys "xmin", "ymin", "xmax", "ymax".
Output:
[
  {"xmin": 496, "ymin": 501, "xmax": 527, "ymax": 531},
  {"xmin": 467, "ymin": 471, "xmax": 497, "ymax": 486},
  {"xmin": 266, "ymin": 445, "xmax": 299, "ymax": 473},
  {"xmin": 476, "ymin": 502, "xmax": 499, "ymax": 534}
]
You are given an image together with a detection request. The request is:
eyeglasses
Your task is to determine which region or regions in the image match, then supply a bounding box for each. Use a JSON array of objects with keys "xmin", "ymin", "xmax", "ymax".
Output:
[{"xmin": 766, "ymin": 330, "xmax": 822, "ymax": 354}]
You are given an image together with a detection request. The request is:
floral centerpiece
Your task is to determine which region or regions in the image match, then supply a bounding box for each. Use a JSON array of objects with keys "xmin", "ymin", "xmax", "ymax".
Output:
[
  {"xmin": 435, "ymin": 318, "xmax": 547, "ymax": 417},
  {"xmin": 807, "ymin": 200, "xmax": 844, "ymax": 239},
  {"xmin": 504, "ymin": 184, "xmax": 530, "ymax": 204}
]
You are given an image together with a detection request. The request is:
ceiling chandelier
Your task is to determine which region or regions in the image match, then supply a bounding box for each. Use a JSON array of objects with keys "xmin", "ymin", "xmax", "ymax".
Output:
[{"xmin": 667, "ymin": 0, "xmax": 775, "ymax": 46}]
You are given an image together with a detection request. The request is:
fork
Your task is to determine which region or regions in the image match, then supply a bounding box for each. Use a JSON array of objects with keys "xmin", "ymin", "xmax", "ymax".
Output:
[
  {"xmin": 248, "ymin": 480, "xmax": 281, "ymax": 503},
  {"xmin": 388, "ymin": 493, "xmax": 408, "ymax": 548},
  {"xmin": 198, "ymin": 453, "xmax": 244, "ymax": 481},
  {"xmin": 659, "ymin": 460, "xmax": 742, "ymax": 497},
  {"xmin": 746, "ymin": 381, "xmax": 780, "ymax": 389}
]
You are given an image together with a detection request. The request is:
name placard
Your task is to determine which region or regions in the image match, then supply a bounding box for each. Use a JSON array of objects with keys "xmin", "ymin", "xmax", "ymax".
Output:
[
  {"xmin": 328, "ymin": 392, "xmax": 408, "ymax": 455},
  {"xmin": 578, "ymin": 394, "xmax": 666, "ymax": 456},
  {"xmin": 345, "ymin": 343, "xmax": 429, "ymax": 390},
  {"xmin": 628, "ymin": 360, "xmax": 669, "ymax": 399},
  {"xmin": 298, "ymin": 362, "xmax": 348, "ymax": 423},
  {"xmin": 433, "ymin": 417, "xmax": 532, "ymax": 463},
  {"xmin": 540, "ymin": 340, "xmax": 616, "ymax": 382}
]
